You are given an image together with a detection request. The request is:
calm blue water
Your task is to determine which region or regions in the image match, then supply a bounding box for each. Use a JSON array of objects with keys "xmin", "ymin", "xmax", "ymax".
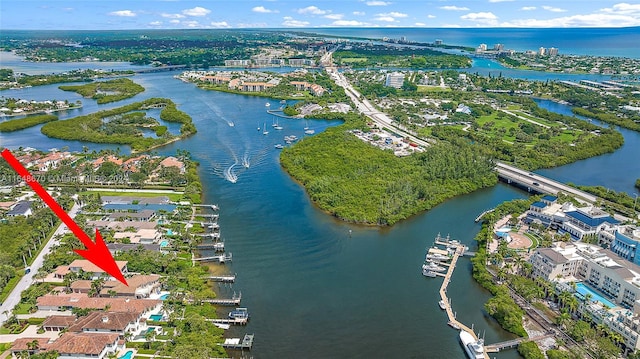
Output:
[
  {"xmin": 1, "ymin": 28, "xmax": 639, "ymax": 358},
  {"xmin": 308, "ymin": 27, "xmax": 640, "ymax": 58}
]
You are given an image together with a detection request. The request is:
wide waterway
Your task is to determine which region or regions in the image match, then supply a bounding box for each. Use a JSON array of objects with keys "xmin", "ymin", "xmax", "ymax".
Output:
[{"xmin": 0, "ymin": 52, "xmax": 639, "ymax": 358}]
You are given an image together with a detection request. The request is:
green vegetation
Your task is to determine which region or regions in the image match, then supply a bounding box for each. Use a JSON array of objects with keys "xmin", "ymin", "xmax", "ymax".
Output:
[
  {"xmin": 2, "ymin": 30, "xmax": 284, "ymax": 66},
  {"xmin": 0, "ymin": 68, "xmax": 135, "ymax": 89},
  {"xmin": 280, "ymin": 113, "xmax": 496, "ymax": 225},
  {"xmin": 636, "ymin": 179, "xmax": 640, "ymax": 190},
  {"xmin": 0, "ymin": 114, "xmax": 57, "ymax": 132},
  {"xmin": 40, "ymin": 98, "xmax": 195, "ymax": 152},
  {"xmin": 573, "ymin": 107, "xmax": 640, "ymax": 132},
  {"xmin": 571, "ymin": 185, "xmax": 639, "ymax": 217},
  {"xmin": 59, "ymin": 78, "xmax": 144, "ymax": 104},
  {"xmin": 429, "ymin": 97, "xmax": 624, "ymax": 171},
  {"xmin": 518, "ymin": 341, "xmax": 545, "ymax": 359},
  {"xmin": 333, "ymin": 47, "xmax": 471, "ymax": 68},
  {"xmin": 471, "ymin": 199, "xmax": 533, "ymax": 337}
]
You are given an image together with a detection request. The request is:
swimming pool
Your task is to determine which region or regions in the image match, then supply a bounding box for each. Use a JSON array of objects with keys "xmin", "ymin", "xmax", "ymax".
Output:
[
  {"xmin": 160, "ymin": 240, "xmax": 168, "ymax": 247},
  {"xmin": 118, "ymin": 351, "xmax": 133, "ymax": 359},
  {"xmin": 149, "ymin": 314, "xmax": 163, "ymax": 321},
  {"xmin": 576, "ymin": 282, "xmax": 617, "ymax": 309},
  {"xmin": 167, "ymin": 229, "xmax": 174, "ymax": 235},
  {"xmin": 160, "ymin": 293, "xmax": 169, "ymax": 300}
]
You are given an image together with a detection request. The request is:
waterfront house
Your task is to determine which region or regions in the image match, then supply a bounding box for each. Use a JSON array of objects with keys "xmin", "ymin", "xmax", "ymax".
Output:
[
  {"xmin": 36, "ymin": 293, "xmax": 162, "ymax": 314},
  {"xmin": 10, "ymin": 338, "xmax": 50, "ymax": 357},
  {"xmin": 6, "ymin": 200, "xmax": 32, "ymax": 217},
  {"xmin": 67, "ymin": 310, "xmax": 147, "ymax": 338},
  {"xmin": 45, "ymin": 332, "xmax": 122, "ymax": 359},
  {"xmin": 53, "ymin": 260, "xmax": 128, "ymax": 280},
  {"xmin": 42, "ymin": 315, "xmax": 77, "ymax": 331}
]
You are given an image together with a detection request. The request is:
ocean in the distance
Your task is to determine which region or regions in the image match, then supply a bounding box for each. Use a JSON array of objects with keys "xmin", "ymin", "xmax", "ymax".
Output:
[{"xmin": 304, "ymin": 27, "xmax": 640, "ymax": 59}]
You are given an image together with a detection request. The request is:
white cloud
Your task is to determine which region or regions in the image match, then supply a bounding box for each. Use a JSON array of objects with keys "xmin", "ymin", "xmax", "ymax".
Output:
[
  {"xmin": 161, "ymin": 13, "xmax": 185, "ymax": 19},
  {"xmin": 489, "ymin": 0, "xmax": 513, "ymax": 2},
  {"xmin": 521, "ymin": 7, "xmax": 537, "ymax": 11},
  {"xmin": 169, "ymin": 19, "xmax": 180, "ymax": 24},
  {"xmin": 210, "ymin": 21, "xmax": 231, "ymax": 28},
  {"xmin": 353, "ymin": 11, "xmax": 365, "ymax": 16},
  {"xmin": 374, "ymin": 16, "xmax": 396, "ymax": 22},
  {"xmin": 542, "ymin": 6, "xmax": 567, "ymax": 13},
  {"xmin": 325, "ymin": 14, "xmax": 344, "ymax": 20},
  {"xmin": 182, "ymin": 20, "xmax": 200, "ymax": 28},
  {"xmin": 415, "ymin": 22, "xmax": 426, "ymax": 26},
  {"xmin": 149, "ymin": 21, "xmax": 162, "ymax": 26},
  {"xmin": 366, "ymin": 1, "xmax": 392, "ymax": 6},
  {"xmin": 297, "ymin": 6, "xmax": 329, "ymax": 15},
  {"xmin": 502, "ymin": 13, "xmax": 640, "ymax": 27},
  {"xmin": 109, "ymin": 10, "xmax": 136, "ymax": 17},
  {"xmin": 427, "ymin": 14, "xmax": 436, "ymax": 18},
  {"xmin": 182, "ymin": 7, "xmax": 211, "ymax": 17},
  {"xmin": 252, "ymin": 6, "xmax": 278, "ymax": 14},
  {"xmin": 282, "ymin": 16, "xmax": 310, "ymax": 27},
  {"xmin": 601, "ymin": 3, "xmax": 640, "ymax": 14},
  {"xmin": 383, "ymin": 11, "xmax": 408, "ymax": 18},
  {"xmin": 332, "ymin": 20, "xmax": 367, "ymax": 26},
  {"xmin": 461, "ymin": 12, "xmax": 498, "ymax": 25},
  {"xmin": 237, "ymin": 22, "xmax": 268, "ymax": 28},
  {"xmin": 440, "ymin": 6, "xmax": 470, "ymax": 11}
]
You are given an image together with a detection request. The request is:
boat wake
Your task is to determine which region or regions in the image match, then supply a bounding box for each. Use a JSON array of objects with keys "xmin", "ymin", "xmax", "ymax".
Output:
[
  {"xmin": 223, "ymin": 162, "xmax": 238, "ymax": 183},
  {"xmin": 242, "ymin": 152, "xmax": 250, "ymax": 168}
]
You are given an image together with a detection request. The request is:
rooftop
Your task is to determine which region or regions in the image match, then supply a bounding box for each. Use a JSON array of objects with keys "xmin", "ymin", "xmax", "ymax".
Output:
[{"xmin": 46, "ymin": 332, "xmax": 119, "ymax": 355}]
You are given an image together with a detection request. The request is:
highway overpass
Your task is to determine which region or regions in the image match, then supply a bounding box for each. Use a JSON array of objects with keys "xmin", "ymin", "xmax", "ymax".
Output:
[{"xmin": 495, "ymin": 162, "xmax": 597, "ymax": 203}]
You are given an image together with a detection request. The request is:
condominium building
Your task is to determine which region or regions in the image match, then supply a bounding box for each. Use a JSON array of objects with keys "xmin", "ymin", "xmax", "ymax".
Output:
[
  {"xmin": 610, "ymin": 226, "xmax": 640, "ymax": 266},
  {"xmin": 384, "ymin": 72, "xmax": 405, "ymax": 89}
]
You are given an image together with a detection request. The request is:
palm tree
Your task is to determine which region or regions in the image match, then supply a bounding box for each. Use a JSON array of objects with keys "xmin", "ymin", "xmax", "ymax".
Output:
[
  {"xmin": 26, "ymin": 339, "xmax": 40, "ymax": 351},
  {"xmin": 555, "ymin": 310, "xmax": 571, "ymax": 329},
  {"xmin": 559, "ymin": 291, "xmax": 573, "ymax": 309}
]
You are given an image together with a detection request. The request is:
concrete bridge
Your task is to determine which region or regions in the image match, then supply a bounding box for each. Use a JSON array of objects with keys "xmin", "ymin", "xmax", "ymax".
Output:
[{"xmin": 495, "ymin": 162, "xmax": 597, "ymax": 203}]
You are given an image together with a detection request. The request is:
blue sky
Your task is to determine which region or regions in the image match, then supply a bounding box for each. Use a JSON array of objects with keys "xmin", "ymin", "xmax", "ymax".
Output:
[{"xmin": 2, "ymin": 1, "xmax": 640, "ymax": 29}]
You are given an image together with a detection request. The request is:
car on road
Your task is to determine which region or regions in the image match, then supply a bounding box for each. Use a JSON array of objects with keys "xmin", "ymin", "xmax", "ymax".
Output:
[{"xmin": 532, "ymin": 182, "xmax": 540, "ymax": 186}]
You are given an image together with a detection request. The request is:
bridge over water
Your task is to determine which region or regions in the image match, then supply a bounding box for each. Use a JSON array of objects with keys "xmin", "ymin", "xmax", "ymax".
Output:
[{"xmin": 495, "ymin": 162, "xmax": 597, "ymax": 203}]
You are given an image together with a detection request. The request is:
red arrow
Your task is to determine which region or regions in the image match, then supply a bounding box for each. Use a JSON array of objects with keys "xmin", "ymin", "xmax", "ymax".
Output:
[{"xmin": 1, "ymin": 149, "xmax": 128, "ymax": 286}]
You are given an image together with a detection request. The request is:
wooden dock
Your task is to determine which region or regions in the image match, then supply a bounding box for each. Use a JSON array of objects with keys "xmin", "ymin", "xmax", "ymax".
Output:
[
  {"xmin": 222, "ymin": 334, "xmax": 254, "ymax": 349},
  {"xmin": 205, "ymin": 274, "xmax": 236, "ymax": 283},
  {"xmin": 201, "ymin": 292, "xmax": 242, "ymax": 306},
  {"xmin": 475, "ymin": 208, "xmax": 495, "ymax": 222},
  {"xmin": 437, "ymin": 242, "xmax": 490, "ymax": 359},
  {"xmin": 193, "ymin": 253, "xmax": 232, "ymax": 263},
  {"xmin": 208, "ymin": 317, "xmax": 248, "ymax": 326}
]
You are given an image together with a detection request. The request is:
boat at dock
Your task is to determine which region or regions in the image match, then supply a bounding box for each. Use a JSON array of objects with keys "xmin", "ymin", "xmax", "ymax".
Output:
[
  {"xmin": 448, "ymin": 321, "xmax": 461, "ymax": 330},
  {"xmin": 438, "ymin": 300, "xmax": 446, "ymax": 310},
  {"xmin": 229, "ymin": 307, "xmax": 250, "ymax": 320},
  {"xmin": 422, "ymin": 269, "xmax": 437, "ymax": 277},
  {"xmin": 426, "ymin": 253, "xmax": 450, "ymax": 262},
  {"xmin": 459, "ymin": 331, "xmax": 485, "ymax": 359},
  {"xmin": 422, "ymin": 261, "xmax": 446, "ymax": 272}
]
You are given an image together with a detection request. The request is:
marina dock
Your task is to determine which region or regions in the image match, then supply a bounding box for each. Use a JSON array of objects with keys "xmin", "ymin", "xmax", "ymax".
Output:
[
  {"xmin": 428, "ymin": 235, "xmax": 490, "ymax": 359},
  {"xmin": 485, "ymin": 333, "xmax": 555, "ymax": 353}
]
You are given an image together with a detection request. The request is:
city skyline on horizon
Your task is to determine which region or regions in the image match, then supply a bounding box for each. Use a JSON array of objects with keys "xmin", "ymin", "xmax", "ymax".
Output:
[{"xmin": 2, "ymin": 1, "xmax": 640, "ymax": 30}]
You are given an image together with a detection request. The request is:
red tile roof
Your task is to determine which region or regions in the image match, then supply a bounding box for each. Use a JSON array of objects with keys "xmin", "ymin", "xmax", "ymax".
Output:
[{"xmin": 46, "ymin": 332, "xmax": 119, "ymax": 355}]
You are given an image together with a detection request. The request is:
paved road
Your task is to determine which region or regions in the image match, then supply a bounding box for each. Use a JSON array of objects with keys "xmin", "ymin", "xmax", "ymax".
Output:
[
  {"xmin": 0, "ymin": 202, "xmax": 80, "ymax": 326},
  {"xmin": 321, "ymin": 52, "xmax": 433, "ymax": 148}
]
